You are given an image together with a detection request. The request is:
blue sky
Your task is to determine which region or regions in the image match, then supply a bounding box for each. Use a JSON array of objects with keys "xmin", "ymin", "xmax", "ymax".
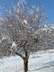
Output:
[{"xmin": 0, "ymin": 0, "xmax": 54, "ymax": 24}]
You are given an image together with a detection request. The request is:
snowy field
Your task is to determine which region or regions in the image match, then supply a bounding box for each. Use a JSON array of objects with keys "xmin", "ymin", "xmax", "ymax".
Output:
[{"xmin": 0, "ymin": 50, "xmax": 54, "ymax": 72}]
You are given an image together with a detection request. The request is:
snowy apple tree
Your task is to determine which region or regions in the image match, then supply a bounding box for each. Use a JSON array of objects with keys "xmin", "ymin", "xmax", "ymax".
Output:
[{"xmin": 0, "ymin": 0, "xmax": 49, "ymax": 72}]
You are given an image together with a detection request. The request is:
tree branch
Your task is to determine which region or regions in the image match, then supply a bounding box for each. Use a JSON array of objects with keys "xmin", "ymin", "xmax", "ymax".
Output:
[{"xmin": 15, "ymin": 51, "xmax": 25, "ymax": 59}]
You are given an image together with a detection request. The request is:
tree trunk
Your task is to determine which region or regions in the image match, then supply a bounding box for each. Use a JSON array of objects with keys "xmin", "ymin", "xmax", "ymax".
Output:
[{"xmin": 24, "ymin": 59, "xmax": 28, "ymax": 72}]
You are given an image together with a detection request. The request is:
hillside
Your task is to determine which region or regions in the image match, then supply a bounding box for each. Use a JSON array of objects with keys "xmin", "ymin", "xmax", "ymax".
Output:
[{"xmin": 0, "ymin": 50, "xmax": 54, "ymax": 72}]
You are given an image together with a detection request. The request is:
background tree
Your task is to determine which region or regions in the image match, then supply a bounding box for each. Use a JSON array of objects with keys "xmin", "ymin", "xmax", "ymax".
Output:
[{"xmin": 0, "ymin": 0, "xmax": 49, "ymax": 72}]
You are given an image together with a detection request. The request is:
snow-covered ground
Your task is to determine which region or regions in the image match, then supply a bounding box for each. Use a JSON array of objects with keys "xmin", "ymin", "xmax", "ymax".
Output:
[{"xmin": 0, "ymin": 50, "xmax": 54, "ymax": 72}]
